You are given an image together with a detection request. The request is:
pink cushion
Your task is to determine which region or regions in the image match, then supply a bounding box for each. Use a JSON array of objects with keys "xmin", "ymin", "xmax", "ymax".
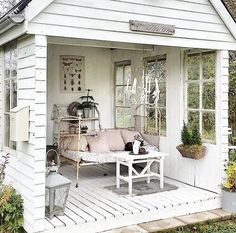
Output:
[
  {"xmin": 121, "ymin": 130, "xmax": 141, "ymax": 144},
  {"xmin": 86, "ymin": 133, "xmax": 110, "ymax": 153},
  {"xmin": 105, "ymin": 130, "xmax": 125, "ymax": 151},
  {"xmin": 68, "ymin": 135, "xmax": 87, "ymax": 152}
]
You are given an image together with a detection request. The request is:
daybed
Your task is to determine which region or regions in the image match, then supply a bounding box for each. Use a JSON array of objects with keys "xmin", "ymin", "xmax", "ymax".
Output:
[{"xmin": 61, "ymin": 127, "xmax": 160, "ymax": 187}]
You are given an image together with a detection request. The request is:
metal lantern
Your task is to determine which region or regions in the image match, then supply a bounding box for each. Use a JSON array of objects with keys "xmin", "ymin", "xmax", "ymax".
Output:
[{"xmin": 45, "ymin": 162, "xmax": 71, "ymax": 219}]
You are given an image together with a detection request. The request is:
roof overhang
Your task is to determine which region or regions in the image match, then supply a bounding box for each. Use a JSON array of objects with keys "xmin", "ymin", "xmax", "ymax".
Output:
[
  {"xmin": 0, "ymin": 0, "xmax": 31, "ymax": 35},
  {"xmin": 210, "ymin": 0, "xmax": 236, "ymax": 40}
]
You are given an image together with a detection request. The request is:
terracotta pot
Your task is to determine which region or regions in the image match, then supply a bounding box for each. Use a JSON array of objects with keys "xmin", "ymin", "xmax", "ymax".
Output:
[{"xmin": 176, "ymin": 145, "xmax": 206, "ymax": 160}]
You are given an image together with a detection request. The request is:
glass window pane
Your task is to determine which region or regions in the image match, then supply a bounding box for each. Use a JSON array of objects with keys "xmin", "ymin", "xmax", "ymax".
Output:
[
  {"xmin": 11, "ymin": 79, "xmax": 17, "ymax": 109},
  {"xmin": 158, "ymin": 82, "xmax": 166, "ymax": 107},
  {"xmin": 145, "ymin": 108, "xmax": 156, "ymax": 133},
  {"xmin": 115, "ymin": 86, "xmax": 124, "ymax": 106},
  {"xmin": 160, "ymin": 108, "xmax": 166, "ymax": 136},
  {"xmin": 157, "ymin": 60, "xmax": 166, "ymax": 82},
  {"xmin": 187, "ymin": 111, "xmax": 199, "ymax": 131},
  {"xmin": 4, "ymin": 48, "xmax": 10, "ymax": 79},
  {"xmin": 4, "ymin": 80, "xmax": 10, "ymax": 112},
  {"xmin": 115, "ymin": 66, "xmax": 123, "ymax": 85},
  {"xmin": 4, "ymin": 114, "xmax": 10, "ymax": 147},
  {"xmin": 11, "ymin": 48, "xmax": 17, "ymax": 77},
  {"xmin": 116, "ymin": 108, "xmax": 124, "ymax": 128},
  {"xmin": 124, "ymin": 65, "xmax": 131, "ymax": 84},
  {"xmin": 202, "ymin": 82, "xmax": 215, "ymax": 110},
  {"xmin": 187, "ymin": 54, "xmax": 200, "ymax": 80},
  {"xmin": 124, "ymin": 108, "xmax": 133, "ymax": 128},
  {"xmin": 187, "ymin": 82, "xmax": 199, "ymax": 109},
  {"xmin": 202, "ymin": 112, "xmax": 215, "ymax": 140},
  {"xmin": 202, "ymin": 52, "xmax": 215, "ymax": 80},
  {"xmin": 146, "ymin": 61, "xmax": 156, "ymax": 79}
]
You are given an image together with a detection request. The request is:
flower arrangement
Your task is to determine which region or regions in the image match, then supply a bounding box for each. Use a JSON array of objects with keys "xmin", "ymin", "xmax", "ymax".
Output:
[{"xmin": 223, "ymin": 161, "xmax": 236, "ymax": 192}]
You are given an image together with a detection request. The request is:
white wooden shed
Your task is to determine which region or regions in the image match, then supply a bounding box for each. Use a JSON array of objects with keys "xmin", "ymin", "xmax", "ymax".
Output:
[{"xmin": 0, "ymin": 0, "xmax": 235, "ymax": 232}]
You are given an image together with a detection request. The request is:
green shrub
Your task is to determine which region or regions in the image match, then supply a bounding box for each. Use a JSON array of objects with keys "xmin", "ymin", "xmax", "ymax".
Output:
[
  {"xmin": 181, "ymin": 122, "xmax": 192, "ymax": 145},
  {"xmin": 191, "ymin": 126, "xmax": 202, "ymax": 145},
  {"xmin": 0, "ymin": 184, "xmax": 24, "ymax": 233},
  {"xmin": 181, "ymin": 122, "xmax": 202, "ymax": 146}
]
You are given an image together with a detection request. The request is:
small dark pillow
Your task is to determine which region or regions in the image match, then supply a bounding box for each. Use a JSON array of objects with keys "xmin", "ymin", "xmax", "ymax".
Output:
[{"xmin": 125, "ymin": 142, "xmax": 133, "ymax": 151}]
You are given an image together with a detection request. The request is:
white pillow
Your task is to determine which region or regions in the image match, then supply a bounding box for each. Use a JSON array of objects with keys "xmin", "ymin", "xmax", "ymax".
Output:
[
  {"xmin": 67, "ymin": 135, "xmax": 88, "ymax": 152},
  {"xmin": 105, "ymin": 130, "xmax": 125, "ymax": 151},
  {"xmin": 86, "ymin": 133, "xmax": 110, "ymax": 153}
]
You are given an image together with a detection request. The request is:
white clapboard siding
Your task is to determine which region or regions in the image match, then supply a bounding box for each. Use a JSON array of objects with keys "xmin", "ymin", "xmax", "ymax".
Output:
[
  {"xmin": 0, "ymin": 49, "xmax": 3, "ymax": 146},
  {"xmin": 2, "ymin": 35, "xmax": 47, "ymax": 233},
  {"xmin": 27, "ymin": 0, "xmax": 236, "ymax": 50}
]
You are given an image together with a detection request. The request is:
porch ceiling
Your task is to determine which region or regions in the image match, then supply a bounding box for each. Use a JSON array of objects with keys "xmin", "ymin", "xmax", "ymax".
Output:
[{"xmin": 47, "ymin": 36, "xmax": 173, "ymax": 51}]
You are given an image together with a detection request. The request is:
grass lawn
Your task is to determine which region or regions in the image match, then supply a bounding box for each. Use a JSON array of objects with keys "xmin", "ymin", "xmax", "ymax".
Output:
[{"xmin": 157, "ymin": 217, "xmax": 236, "ymax": 233}]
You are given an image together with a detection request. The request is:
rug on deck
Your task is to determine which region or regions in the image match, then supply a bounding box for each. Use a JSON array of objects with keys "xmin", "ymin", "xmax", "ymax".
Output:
[{"xmin": 105, "ymin": 179, "xmax": 178, "ymax": 196}]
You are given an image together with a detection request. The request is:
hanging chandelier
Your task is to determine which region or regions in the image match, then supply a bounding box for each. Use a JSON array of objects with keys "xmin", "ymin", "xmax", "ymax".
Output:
[{"xmin": 125, "ymin": 70, "xmax": 160, "ymax": 105}]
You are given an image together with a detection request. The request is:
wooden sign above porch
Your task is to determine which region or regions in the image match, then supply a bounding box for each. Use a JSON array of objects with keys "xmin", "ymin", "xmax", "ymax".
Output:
[{"xmin": 129, "ymin": 20, "xmax": 175, "ymax": 35}]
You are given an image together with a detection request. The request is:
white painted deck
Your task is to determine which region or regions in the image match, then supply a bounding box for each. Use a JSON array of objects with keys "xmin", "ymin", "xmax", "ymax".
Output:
[{"xmin": 44, "ymin": 163, "xmax": 221, "ymax": 233}]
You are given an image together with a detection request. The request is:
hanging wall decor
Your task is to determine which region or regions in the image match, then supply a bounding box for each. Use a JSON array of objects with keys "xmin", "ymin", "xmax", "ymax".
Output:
[{"xmin": 60, "ymin": 55, "xmax": 85, "ymax": 93}]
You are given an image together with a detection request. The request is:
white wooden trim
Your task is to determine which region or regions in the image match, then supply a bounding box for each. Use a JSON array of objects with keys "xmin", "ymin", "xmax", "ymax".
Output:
[
  {"xmin": 209, "ymin": 0, "xmax": 236, "ymax": 40},
  {"xmin": 26, "ymin": 0, "xmax": 55, "ymax": 22}
]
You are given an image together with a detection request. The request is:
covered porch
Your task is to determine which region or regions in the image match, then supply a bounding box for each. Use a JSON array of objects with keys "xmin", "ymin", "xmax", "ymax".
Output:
[{"xmin": 44, "ymin": 163, "xmax": 220, "ymax": 233}]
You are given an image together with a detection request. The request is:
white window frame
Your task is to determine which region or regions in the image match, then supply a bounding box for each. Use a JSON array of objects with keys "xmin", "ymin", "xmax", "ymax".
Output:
[
  {"xmin": 144, "ymin": 55, "xmax": 167, "ymax": 136},
  {"xmin": 114, "ymin": 61, "xmax": 133, "ymax": 128},
  {"xmin": 184, "ymin": 50, "xmax": 216, "ymax": 143},
  {"xmin": 2, "ymin": 43, "xmax": 17, "ymax": 153}
]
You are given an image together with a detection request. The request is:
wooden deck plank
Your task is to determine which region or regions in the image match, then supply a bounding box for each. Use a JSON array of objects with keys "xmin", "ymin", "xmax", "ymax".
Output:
[
  {"xmin": 44, "ymin": 164, "xmax": 222, "ymax": 233},
  {"xmin": 56, "ymin": 214, "xmax": 76, "ymax": 226},
  {"xmin": 78, "ymin": 184, "xmax": 133, "ymax": 215},
  {"xmin": 44, "ymin": 219, "xmax": 55, "ymax": 230},
  {"xmin": 66, "ymin": 200, "xmax": 96, "ymax": 222},
  {"xmin": 70, "ymin": 186, "xmax": 123, "ymax": 217},
  {"xmin": 127, "ymin": 196, "xmax": 157, "ymax": 211},
  {"xmin": 46, "ymin": 216, "xmax": 65, "ymax": 228},
  {"xmin": 69, "ymin": 188, "xmax": 114, "ymax": 219},
  {"xmin": 79, "ymin": 182, "xmax": 148, "ymax": 213},
  {"xmin": 65, "ymin": 207, "xmax": 86, "ymax": 224},
  {"xmin": 68, "ymin": 196, "xmax": 105, "ymax": 221}
]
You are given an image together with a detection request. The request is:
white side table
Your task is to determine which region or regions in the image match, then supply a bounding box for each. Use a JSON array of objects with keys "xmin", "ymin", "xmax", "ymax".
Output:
[{"xmin": 115, "ymin": 151, "xmax": 168, "ymax": 194}]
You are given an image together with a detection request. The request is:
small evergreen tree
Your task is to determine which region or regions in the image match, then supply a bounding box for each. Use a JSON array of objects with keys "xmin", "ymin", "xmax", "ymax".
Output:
[
  {"xmin": 191, "ymin": 126, "xmax": 202, "ymax": 145},
  {"xmin": 181, "ymin": 122, "xmax": 191, "ymax": 145}
]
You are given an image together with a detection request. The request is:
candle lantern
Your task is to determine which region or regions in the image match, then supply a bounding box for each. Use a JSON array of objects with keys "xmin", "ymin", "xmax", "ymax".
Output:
[{"xmin": 45, "ymin": 162, "xmax": 71, "ymax": 219}]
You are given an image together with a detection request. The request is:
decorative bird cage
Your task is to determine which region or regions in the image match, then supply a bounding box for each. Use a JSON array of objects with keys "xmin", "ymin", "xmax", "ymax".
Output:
[{"xmin": 45, "ymin": 162, "xmax": 71, "ymax": 219}]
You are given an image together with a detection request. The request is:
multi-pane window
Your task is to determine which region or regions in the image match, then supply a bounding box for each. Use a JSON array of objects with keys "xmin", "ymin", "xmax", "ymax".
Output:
[
  {"xmin": 144, "ymin": 56, "xmax": 166, "ymax": 136},
  {"xmin": 114, "ymin": 61, "xmax": 133, "ymax": 128},
  {"xmin": 185, "ymin": 51, "xmax": 216, "ymax": 141},
  {"xmin": 4, "ymin": 43, "xmax": 17, "ymax": 149}
]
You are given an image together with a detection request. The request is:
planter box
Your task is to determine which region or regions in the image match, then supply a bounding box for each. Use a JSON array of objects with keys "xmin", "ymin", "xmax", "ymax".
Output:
[
  {"xmin": 222, "ymin": 189, "xmax": 236, "ymax": 213},
  {"xmin": 176, "ymin": 145, "xmax": 206, "ymax": 160}
]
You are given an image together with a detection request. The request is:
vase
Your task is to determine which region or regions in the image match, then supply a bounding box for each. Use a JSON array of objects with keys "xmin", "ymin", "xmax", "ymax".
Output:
[
  {"xmin": 133, "ymin": 140, "xmax": 141, "ymax": 154},
  {"xmin": 83, "ymin": 108, "xmax": 91, "ymax": 118},
  {"xmin": 222, "ymin": 189, "xmax": 236, "ymax": 213}
]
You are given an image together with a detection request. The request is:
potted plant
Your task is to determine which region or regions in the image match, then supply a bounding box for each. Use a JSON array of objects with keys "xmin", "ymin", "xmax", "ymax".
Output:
[
  {"xmin": 222, "ymin": 161, "xmax": 236, "ymax": 213},
  {"xmin": 176, "ymin": 122, "xmax": 206, "ymax": 160},
  {"xmin": 79, "ymin": 89, "xmax": 98, "ymax": 118}
]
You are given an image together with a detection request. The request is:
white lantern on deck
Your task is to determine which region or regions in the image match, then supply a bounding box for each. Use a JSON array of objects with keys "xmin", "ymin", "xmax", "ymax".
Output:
[{"xmin": 45, "ymin": 162, "xmax": 71, "ymax": 219}]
